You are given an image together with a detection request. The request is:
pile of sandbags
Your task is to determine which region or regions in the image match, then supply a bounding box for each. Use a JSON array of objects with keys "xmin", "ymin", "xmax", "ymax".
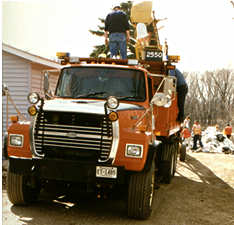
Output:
[{"xmin": 201, "ymin": 126, "xmax": 234, "ymax": 154}]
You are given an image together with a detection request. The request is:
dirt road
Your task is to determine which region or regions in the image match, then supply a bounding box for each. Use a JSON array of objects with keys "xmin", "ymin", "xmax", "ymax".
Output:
[{"xmin": 2, "ymin": 152, "xmax": 234, "ymax": 225}]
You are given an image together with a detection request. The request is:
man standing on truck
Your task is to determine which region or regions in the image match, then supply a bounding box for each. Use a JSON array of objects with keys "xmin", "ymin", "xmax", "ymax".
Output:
[
  {"xmin": 169, "ymin": 68, "xmax": 188, "ymax": 122},
  {"xmin": 104, "ymin": 5, "xmax": 130, "ymax": 59}
]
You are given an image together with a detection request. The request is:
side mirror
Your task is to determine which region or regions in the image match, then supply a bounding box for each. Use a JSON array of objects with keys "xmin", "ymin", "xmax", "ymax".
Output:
[
  {"xmin": 44, "ymin": 72, "xmax": 52, "ymax": 99},
  {"xmin": 44, "ymin": 72, "xmax": 49, "ymax": 93},
  {"xmin": 2, "ymin": 83, "xmax": 9, "ymax": 96},
  {"xmin": 151, "ymin": 92, "xmax": 171, "ymax": 107},
  {"xmin": 150, "ymin": 76, "xmax": 176, "ymax": 108},
  {"xmin": 163, "ymin": 76, "xmax": 176, "ymax": 97}
]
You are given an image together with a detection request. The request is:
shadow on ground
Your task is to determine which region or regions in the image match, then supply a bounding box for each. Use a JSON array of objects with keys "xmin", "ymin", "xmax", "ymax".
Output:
[{"xmin": 3, "ymin": 154, "xmax": 234, "ymax": 225}]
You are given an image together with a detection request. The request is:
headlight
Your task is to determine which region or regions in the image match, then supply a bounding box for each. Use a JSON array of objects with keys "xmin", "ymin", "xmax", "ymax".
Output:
[
  {"xmin": 125, "ymin": 144, "xmax": 143, "ymax": 158},
  {"xmin": 9, "ymin": 134, "xmax": 24, "ymax": 147},
  {"xmin": 152, "ymin": 93, "xmax": 171, "ymax": 107},
  {"xmin": 106, "ymin": 96, "xmax": 119, "ymax": 109},
  {"xmin": 28, "ymin": 92, "xmax": 40, "ymax": 104}
]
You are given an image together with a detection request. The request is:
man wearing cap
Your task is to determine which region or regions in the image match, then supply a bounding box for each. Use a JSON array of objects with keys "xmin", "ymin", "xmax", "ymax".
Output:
[{"xmin": 104, "ymin": 6, "xmax": 130, "ymax": 59}]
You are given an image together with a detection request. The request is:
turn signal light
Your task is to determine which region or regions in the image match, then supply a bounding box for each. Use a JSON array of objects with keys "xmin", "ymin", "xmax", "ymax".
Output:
[
  {"xmin": 10, "ymin": 115, "xmax": 19, "ymax": 123},
  {"xmin": 28, "ymin": 105, "xmax": 38, "ymax": 116},
  {"xmin": 108, "ymin": 111, "xmax": 118, "ymax": 121}
]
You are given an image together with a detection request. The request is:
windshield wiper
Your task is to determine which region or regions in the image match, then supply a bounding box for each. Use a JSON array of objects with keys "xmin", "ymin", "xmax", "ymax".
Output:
[
  {"xmin": 117, "ymin": 96, "xmax": 141, "ymax": 100},
  {"xmin": 75, "ymin": 91, "xmax": 107, "ymax": 98}
]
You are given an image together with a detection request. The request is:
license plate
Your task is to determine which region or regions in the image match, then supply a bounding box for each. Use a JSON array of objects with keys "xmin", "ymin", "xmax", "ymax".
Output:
[{"xmin": 96, "ymin": 166, "xmax": 117, "ymax": 178}]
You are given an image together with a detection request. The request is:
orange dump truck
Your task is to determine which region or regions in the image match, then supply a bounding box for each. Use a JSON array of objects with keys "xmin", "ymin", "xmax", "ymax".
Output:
[{"xmin": 6, "ymin": 54, "xmax": 183, "ymax": 219}]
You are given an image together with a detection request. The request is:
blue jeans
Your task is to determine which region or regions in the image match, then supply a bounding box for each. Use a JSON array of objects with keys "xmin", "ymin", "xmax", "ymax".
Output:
[{"xmin": 109, "ymin": 33, "xmax": 127, "ymax": 59}]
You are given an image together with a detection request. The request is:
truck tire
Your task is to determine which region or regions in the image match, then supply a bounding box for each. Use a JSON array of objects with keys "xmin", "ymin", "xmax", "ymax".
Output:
[
  {"xmin": 7, "ymin": 166, "xmax": 40, "ymax": 205},
  {"xmin": 161, "ymin": 152, "xmax": 174, "ymax": 184},
  {"xmin": 128, "ymin": 161, "xmax": 155, "ymax": 219},
  {"xmin": 160, "ymin": 143, "xmax": 177, "ymax": 184},
  {"xmin": 180, "ymin": 144, "xmax": 186, "ymax": 162}
]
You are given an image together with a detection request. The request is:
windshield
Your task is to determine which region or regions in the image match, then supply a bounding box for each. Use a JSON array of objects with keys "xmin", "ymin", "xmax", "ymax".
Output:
[{"xmin": 56, "ymin": 67, "xmax": 146, "ymax": 101}]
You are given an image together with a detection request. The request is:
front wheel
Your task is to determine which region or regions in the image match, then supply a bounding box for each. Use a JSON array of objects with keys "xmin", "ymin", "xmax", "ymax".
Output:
[
  {"xmin": 7, "ymin": 166, "xmax": 41, "ymax": 205},
  {"xmin": 128, "ymin": 162, "xmax": 155, "ymax": 219}
]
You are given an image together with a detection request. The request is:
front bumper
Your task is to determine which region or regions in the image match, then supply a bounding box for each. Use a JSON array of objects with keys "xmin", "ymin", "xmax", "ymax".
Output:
[{"xmin": 9, "ymin": 157, "xmax": 126, "ymax": 184}]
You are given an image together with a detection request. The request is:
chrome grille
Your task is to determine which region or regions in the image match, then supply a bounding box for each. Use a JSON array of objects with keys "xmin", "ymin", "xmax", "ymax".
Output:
[{"xmin": 33, "ymin": 111, "xmax": 113, "ymax": 161}]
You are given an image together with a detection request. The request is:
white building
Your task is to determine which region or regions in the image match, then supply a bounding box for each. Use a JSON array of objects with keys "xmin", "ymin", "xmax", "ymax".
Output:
[{"xmin": 2, "ymin": 43, "xmax": 61, "ymax": 140}]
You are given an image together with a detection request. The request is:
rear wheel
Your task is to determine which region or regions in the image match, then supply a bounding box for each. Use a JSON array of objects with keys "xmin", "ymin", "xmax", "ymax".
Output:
[
  {"xmin": 161, "ymin": 142, "xmax": 178, "ymax": 184},
  {"xmin": 161, "ymin": 154, "xmax": 174, "ymax": 184},
  {"xmin": 173, "ymin": 142, "xmax": 179, "ymax": 175},
  {"xmin": 180, "ymin": 144, "xmax": 186, "ymax": 162},
  {"xmin": 128, "ymin": 161, "xmax": 155, "ymax": 219},
  {"xmin": 7, "ymin": 165, "xmax": 41, "ymax": 205}
]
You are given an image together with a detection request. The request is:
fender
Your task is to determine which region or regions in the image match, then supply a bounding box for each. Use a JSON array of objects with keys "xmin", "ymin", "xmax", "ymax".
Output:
[{"xmin": 142, "ymin": 142, "xmax": 161, "ymax": 172}]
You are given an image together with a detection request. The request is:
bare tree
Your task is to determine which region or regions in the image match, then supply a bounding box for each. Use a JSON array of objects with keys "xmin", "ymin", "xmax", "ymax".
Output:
[{"xmin": 184, "ymin": 69, "xmax": 234, "ymax": 127}]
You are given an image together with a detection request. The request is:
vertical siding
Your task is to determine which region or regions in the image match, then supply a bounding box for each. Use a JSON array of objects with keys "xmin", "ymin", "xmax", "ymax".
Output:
[
  {"xmin": 2, "ymin": 51, "xmax": 60, "ymax": 143},
  {"xmin": 31, "ymin": 68, "xmax": 44, "ymax": 94},
  {"xmin": 2, "ymin": 52, "xmax": 31, "ymax": 135}
]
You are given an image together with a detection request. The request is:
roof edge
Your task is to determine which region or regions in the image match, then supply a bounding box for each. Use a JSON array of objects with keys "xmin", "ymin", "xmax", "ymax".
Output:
[{"xmin": 2, "ymin": 43, "xmax": 61, "ymax": 69}]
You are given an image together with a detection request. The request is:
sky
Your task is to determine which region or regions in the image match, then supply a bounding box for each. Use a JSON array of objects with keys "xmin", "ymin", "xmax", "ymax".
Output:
[{"xmin": 2, "ymin": 0, "xmax": 234, "ymax": 72}]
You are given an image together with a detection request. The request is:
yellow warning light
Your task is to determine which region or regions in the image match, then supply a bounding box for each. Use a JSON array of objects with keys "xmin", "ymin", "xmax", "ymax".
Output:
[
  {"xmin": 168, "ymin": 55, "xmax": 180, "ymax": 62},
  {"xmin": 154, "ymin": 131, "xmax": 161, "ymax": 136},
  {"xmin": 56, "ymin": 52, "xmax": 70, "ymax": 59}
]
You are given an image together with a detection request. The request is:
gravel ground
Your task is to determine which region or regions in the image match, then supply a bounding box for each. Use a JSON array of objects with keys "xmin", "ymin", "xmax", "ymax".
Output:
[{"xmin": 2, "ymin": 152, "xmax": 234, "ymax": 225}]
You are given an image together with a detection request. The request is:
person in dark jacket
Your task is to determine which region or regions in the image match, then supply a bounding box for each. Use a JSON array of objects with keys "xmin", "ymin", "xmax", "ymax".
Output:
[
  {"xmin": 104, "ymin": 6, "xmax": 130, "ymax": 59},
  {"xmin": 169, "ymin": 68, "xmax": 188, "ymax": 122}
]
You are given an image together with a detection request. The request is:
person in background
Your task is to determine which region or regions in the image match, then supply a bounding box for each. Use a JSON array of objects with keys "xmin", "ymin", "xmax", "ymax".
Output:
[
  {"xmin": 181, "ymin": 116, "xmax": 191, "ymax": 147},
  {"xmin": 169, "ymin": 69, "xmax": 188, "ymax": 122},
  {"xmin": 215, "ymin": 124, "xmax": 220, "ymax": 133},
  {"xmin": 183, "ymin": 115, "xmax": 191, "ymax": 129},
  {"xmin": 192, "ymin": 120, "xmax": 203, "ymax": 151},
  {"xmin": 104, "ymin": 5, "xmax": 130, "ymax": 59},
  {"xmin": 181, "ymin": 126, "xmax": 191, "ymax": 147},
  {"xmin": 223, "ymin": 123, "xmax": 232, "ymax": 139}
]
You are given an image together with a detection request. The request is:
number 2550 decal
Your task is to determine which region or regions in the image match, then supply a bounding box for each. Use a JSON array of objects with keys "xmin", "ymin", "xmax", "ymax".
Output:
[{"xmin": 146, "ymin": 51, "xmax": 163, "ymax": 58}]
